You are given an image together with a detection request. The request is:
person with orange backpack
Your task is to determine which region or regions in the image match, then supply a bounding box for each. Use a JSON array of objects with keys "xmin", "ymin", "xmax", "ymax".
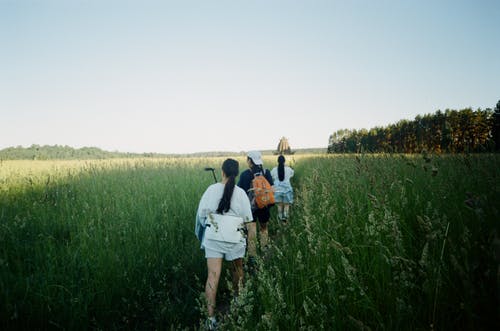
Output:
[{"xmin": 237, "ymin": 151, "xmax": 275, "ymax": 262}]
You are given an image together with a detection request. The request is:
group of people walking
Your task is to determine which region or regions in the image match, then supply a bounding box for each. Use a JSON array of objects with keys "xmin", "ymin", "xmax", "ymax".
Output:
[{"xmin": 195, "ymin": 151, "xmax": 294, "ymax": 330}]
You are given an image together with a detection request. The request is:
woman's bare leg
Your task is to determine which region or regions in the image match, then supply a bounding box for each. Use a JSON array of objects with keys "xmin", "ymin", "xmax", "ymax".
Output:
[
  {"xmin": 246, "ymin": 222, "xmax": 257, "ymax": 257},
  {"xmin": 283, "ymin": 204, "xmax": 290, "ymax": 222},
  {"xmin": 277, "ymin": 203, "xmax": 284, "ymax": 221},
  {"xmin": 231, "ymin": 258, "xmax": 244, "ymax": 295},
  {"xmin": 206, "ymin": 258, "xmax": 223, "ymax": 317},
  {"xmin": 260, "ymin": 221, "xmax": 269, "ymax": 248}
]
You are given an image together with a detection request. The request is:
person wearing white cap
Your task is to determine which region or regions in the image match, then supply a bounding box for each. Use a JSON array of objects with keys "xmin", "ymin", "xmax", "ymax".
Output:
[{"xmin": 237, "ymin": 151, "xmax": 274, "ymax": 263}]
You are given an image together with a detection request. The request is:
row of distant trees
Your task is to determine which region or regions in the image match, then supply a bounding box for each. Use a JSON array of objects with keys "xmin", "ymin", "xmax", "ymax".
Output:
[
  {"xmin": 328, "ymin": 101, "xmax": 500, "ymax": 154},
  {"xmin": 0, "ymin": 145, "xmax": 154, "ymax": 160},
  {"xmin": 0, "ymin": 145, "xmax": 257, "ymax": 160}
]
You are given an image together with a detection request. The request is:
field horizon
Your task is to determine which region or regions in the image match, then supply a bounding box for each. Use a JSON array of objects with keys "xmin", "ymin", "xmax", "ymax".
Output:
[{"xmin": 0, "ymin": 144, "xmax": 328, "ymax": 161}]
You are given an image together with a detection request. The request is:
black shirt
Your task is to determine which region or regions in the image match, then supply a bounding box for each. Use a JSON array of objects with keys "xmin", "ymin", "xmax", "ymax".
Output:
[{"xmin": 237, "ymin": 167, "xmax": 274, "ymax": 193}]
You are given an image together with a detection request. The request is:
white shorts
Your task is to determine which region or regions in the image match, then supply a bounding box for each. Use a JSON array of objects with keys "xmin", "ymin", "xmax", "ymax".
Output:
[{"xmin": 203, "ymin": 239, "xmax": 246, "ymax": 261}]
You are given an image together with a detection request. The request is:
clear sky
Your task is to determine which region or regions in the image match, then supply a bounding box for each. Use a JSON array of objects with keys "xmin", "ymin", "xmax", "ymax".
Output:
[{"xmin": 1, "ymin": 0, "xmax": 499, "ymax": 154}]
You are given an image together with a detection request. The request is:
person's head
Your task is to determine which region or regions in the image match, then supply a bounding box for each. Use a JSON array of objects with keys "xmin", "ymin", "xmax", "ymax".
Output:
[
  {"xmin": 221, "ymin": 158, "xmax": 239, "ymax": 179},
  {"xmin": 217, "ymin": 158, "xmax": 239, "ymax": 214},
  {"xmin": 277, "ymin": 155, "xmax": 285, "ymax": 181},
  {"xmin": 247, "ymin": 151, "xmax": 263, "ymax": 172}
]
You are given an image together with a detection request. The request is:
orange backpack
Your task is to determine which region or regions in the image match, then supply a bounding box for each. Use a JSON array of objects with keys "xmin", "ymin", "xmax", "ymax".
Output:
[{"xmin": 249, "ymin": 172, "xmax": 275, "ymax": 209}]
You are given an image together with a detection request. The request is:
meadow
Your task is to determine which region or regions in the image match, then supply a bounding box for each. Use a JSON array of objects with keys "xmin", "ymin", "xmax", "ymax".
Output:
[{"xmin": 0, "ymin": 154, "xmax": 498, "ymax": 330}]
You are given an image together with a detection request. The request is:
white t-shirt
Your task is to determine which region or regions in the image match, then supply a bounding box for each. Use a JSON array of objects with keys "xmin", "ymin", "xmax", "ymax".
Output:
[
  {"xmin": 270, "ymin": 166, "xmax": 294, "ymax": 192},
  {"xmin": 196, "ymin": 183, "xmax": 253, "ymax": 249}
]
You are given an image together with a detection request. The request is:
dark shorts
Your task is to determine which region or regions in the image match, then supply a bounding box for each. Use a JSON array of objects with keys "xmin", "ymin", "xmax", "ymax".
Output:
[{"xmin": 252, "ymin": 207, "xmax": 271, "ymax": 224}]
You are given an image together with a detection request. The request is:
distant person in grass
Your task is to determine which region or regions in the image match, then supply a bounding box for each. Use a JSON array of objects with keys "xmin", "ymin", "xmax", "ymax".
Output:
[
  {"xmin": 271, "ymin": 155, "xmax": 294, "ymax": 223},
  {"xmin": 237, "ymin": 151, "xmax": 274, "ymax": 260},
  {"xmin": 195, "ymin": 159, "xmax": 253, "ymax": 330}
]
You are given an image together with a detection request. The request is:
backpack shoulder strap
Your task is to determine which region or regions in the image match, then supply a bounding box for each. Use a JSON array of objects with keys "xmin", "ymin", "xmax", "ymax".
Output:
[{"xmin": 252, "ymin": 168, "xmax": 263, "ymax": 177}]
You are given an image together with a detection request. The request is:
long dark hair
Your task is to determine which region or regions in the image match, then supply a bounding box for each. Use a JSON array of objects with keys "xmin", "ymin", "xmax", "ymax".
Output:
[
  {"xmin": 277, "ymin": 155, "xmax": 285, "ymax": 181},
  {"xmin": 216, "ymin": 158, "xmax": 239, "ymax": 214}
]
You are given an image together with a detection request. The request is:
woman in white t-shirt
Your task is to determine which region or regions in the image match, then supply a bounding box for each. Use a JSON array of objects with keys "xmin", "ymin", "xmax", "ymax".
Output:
[
  {"xmin": 195, "ymin": 158, "xmax": 253, "ymax": 329},
  {"xmin": 270, "ymin": 155, "xmax": 294, "ymax": 223}
]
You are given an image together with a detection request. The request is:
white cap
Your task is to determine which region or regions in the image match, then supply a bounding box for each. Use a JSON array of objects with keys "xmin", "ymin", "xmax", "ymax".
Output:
[{"xmin": 247, "ymin": 150, "xmax": 263, "ymax": 165}]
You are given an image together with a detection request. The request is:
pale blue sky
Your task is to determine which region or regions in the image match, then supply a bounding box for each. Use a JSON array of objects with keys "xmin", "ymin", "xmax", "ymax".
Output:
[{"xmin": 1, "ymin": 0, "xmax": 499, "ymax": 154}]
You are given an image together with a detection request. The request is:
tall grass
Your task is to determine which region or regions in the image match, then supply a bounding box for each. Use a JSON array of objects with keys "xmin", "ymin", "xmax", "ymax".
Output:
[
  {"xmin": 1, "ymin": 158, "xmax": 229, "ymax": 330},
  {"xmin": 1, "ymin": 155, "xmax": 499, "ymax": 330},
  {"xmin": 221, "ymin": 154, "xmax": 499, "ymax": 330}
]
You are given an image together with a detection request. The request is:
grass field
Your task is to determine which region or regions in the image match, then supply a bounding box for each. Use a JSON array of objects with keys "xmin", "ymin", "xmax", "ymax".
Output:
[{"xmin": 0, "ymin": 154, "xmax": 499, "ymax": 330}]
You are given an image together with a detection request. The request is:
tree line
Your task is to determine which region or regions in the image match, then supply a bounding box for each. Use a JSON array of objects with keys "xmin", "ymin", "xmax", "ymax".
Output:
[
  {"xmin": 328, "ymin": 101, "xmax": 500, "ymax": 153},
  {"xmin": 0, "ymin": 145, "xmax": 164, "ymax": 160}
]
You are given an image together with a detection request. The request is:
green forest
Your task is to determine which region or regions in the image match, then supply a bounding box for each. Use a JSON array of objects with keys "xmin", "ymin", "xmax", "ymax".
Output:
[{"xmin": 328, "ymin": 101, "xmax": 500, "ymax": 154}]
